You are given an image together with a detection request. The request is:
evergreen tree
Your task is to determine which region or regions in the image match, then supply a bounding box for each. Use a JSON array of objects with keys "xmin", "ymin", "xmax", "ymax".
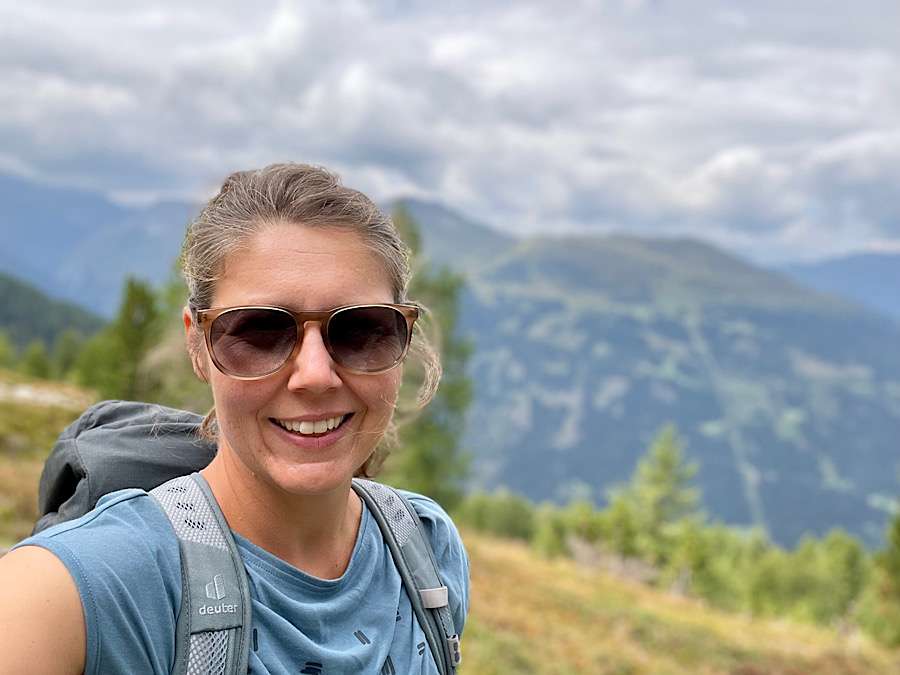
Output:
[
  {"xmin": 563, "ymin": 497, "xmax": 604, "ymax": 544},
  {"xmin": 135, "ymin": 268, "xmax": 212, "ymax": 411},
  {"xmin": 21, "ymin": 339, "xmax": 51, "ymax": 379},
  {"xmin": 383, "ymin": 204, "xmax": 472, "ymax": 510},
  {"xmin": 670, "ymin": 523, "xmax": 743, "ymax": 610},
  {"xmin": 457, "ymin": 489, "xmax": 536, "ymax": 541},
  {"xmin": 115, "ymin": 278, "xmax": 159, "ymax": 399},
  {"xmin": 74, "ymin": 277, "xmax": 159, "ymax": 399},
  {"xmin": 601, "ymin": 490, "xmax": 641, "ymax": 558},
  {"xmin": 860, "ymin": 513, "xmax": 900, "ymax": 646},
  {"xmin": 73, "ymin": 327, "xmax": 126, "ymax": 398},
  {"xmin": 51, "ymin": 329, "xmax": 84, "ymax": 380},
  {"xmin": 612, "ymin": 425, "xmax": 701, "ymax": 566},
  {"xmin": 816, "ymin": 529, "xmax": 868, "ymax": 622},
  {"xmin": 532, "ymin": 503, "xmax": 570, "ymax": 558}
]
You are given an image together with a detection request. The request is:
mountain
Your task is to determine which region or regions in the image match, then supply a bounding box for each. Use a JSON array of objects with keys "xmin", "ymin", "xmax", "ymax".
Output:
[
  {"xmin": 2, "ymin": 173, "xmax": 898, "ymax": 547},
  {"xmin": 0, "ymin": 272, "xmax": 105, "ymax": 348},
  {"xmin": 781, "ymin": 253, "xmax": 900, "ymax": 322},
  {"xmin": 396, "ymin": 198, "xmax": 516, "ymax": 273},
  {"xmin": 455, "ymin": 234, "xmax": 900, "ymax": 547},
  {"xmin": 0, "ymin": 173, "xmax": 196, "ymax": 317}
]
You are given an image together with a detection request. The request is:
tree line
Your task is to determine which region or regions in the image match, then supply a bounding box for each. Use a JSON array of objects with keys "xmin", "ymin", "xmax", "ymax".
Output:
[{"xmin": 455, "ymin": 425, "xmax": 900, "ymax": 647}]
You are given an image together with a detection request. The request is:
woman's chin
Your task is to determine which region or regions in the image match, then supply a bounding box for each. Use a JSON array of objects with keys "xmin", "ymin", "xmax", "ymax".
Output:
[{"xmin": 263, "ymin": 457, "xmax": 358, "ymax": 497}]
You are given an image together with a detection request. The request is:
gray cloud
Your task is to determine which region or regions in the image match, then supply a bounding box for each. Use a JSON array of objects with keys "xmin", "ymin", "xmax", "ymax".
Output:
[{"xmin": 0, "ymin": 0, "xmax": 898, "ymax": 262}]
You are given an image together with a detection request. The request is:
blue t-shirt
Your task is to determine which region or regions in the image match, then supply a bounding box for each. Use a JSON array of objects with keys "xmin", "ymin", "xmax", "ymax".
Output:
[{"xmin": 15, "ymin": 487, "xmax": 469, "ymax": 675}]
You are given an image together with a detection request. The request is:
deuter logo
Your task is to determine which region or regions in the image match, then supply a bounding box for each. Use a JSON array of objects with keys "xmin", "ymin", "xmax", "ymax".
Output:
[
  {"xmin": 199, "ymin": 602, "xmax": 238, "ymax": 616},
  {"xmin": 199, "ymin": 574, "xmax": 238, "ymax": 616},
  {"xmin": 206, "ymin": 574, "xmax": 226, "ymax": 600}
]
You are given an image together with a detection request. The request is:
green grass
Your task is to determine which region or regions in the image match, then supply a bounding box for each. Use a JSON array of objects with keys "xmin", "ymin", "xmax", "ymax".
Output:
[
  {"xmin": 460, "ymin": 532, "xmax": 900, "ymax": 674},
  {"xmin": 0, "ymin": 372, "xmax": 89, "ymax": 546}
]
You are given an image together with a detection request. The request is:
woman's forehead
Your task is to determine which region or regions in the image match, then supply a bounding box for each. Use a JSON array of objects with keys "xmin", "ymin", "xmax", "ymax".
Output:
[{"xmin": 214, "ymin": 222, "xmax": 393, "ymax": 306}]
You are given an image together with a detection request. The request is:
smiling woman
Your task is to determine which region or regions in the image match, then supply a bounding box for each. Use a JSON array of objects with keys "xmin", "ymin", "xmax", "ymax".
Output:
[{"xmin": 0, "ymin": 164, "xmax": 468, "ymax": 675}]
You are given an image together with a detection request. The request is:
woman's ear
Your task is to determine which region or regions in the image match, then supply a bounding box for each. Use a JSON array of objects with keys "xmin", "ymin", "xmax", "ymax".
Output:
[
  {"xmin": 182, "ymin": 306, "xmax": 193, "ymax": 334},
  {"xmin": 183, "ymin": 306, "xmax": 209, "ymax": 383}
]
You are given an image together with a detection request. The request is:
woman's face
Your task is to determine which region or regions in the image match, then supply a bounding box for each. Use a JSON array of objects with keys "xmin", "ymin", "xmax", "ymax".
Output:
[{"xmin": 193, "ymin": 221, "xmax": 402, "ymax": 497}]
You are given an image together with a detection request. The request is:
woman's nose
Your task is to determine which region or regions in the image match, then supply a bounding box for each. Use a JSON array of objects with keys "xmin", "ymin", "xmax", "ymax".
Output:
[{"xmin": 285, "ymin": 322, "xmax": 342, "ymax": 393}]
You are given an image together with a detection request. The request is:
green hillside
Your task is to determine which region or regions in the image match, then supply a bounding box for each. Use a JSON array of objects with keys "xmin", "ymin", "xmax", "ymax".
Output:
[
  {"xmin": 0, "ymin": 271, "xmax": 104, "ymax": 349},
  {"xmin": 478, "ymin": 234, "xmax": 852, "ymax": 311},
  {"xmin": 461, "ymin": 532, "xmax": 899, "ymax": 674}
]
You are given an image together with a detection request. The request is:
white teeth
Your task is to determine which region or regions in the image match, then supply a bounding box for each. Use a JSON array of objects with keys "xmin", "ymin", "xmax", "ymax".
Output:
[{"xmin": 277, "ymin": 415, "xmax": 346, "ymax": 436}]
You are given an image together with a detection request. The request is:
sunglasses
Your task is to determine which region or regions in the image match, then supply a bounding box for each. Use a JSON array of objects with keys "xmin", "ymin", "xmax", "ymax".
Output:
[{"xmin": 193, "ymin": 303, "xmax": 419, "ymax": 379}]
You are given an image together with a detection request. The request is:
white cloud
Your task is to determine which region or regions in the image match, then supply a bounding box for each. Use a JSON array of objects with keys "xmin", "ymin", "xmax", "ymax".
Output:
[{"xmin": 0, "ymin": 0, "xmax": 898, "ymax": 261}]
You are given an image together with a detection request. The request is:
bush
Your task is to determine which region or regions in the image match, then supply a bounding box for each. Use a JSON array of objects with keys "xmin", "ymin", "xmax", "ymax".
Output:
[
  {"xmin": 532, "ymin": 504, "xmax": 569, "ymax": 558},
  {"xmin": 456, "ymin": 489, "xmax": 536, "ymax": 542}
]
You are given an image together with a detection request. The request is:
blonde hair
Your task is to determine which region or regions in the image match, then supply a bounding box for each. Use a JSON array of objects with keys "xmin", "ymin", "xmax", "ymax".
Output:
[{"xmin": 180, "ymin": 163, "xmax": 441, "ymax": 476}]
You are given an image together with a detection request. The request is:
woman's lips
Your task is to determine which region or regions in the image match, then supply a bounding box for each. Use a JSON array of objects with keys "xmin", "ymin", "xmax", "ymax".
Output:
[{"xmin": 268, "ymin": 413, "xmax": 354, "ymax": 450}]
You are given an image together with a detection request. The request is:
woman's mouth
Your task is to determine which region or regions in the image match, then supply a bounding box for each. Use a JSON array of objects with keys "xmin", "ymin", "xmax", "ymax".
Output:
[{"xmin": 270, "ymin": 413, "xmax": 354, "ymax": 438}]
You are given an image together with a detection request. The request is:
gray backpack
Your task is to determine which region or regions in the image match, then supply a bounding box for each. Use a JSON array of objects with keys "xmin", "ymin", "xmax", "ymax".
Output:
[{"xmin": 35, "ymin": 400, "xmax": 461, "ymax": 675}]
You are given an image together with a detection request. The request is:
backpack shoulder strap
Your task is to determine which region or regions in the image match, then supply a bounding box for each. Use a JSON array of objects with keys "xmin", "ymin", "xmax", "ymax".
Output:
[
  {"xmin": 150, "ymin": 474, "xmax": 251, "ymax": 675},
  {"xmin": 352, "ymin": 479, "xmax": 461, "ymax": 674}
]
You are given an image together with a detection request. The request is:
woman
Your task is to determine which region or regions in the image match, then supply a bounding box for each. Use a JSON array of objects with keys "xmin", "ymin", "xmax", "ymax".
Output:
[{"xmin": 0, "ymin": 164, "xmax": 469, "ymax": 674}]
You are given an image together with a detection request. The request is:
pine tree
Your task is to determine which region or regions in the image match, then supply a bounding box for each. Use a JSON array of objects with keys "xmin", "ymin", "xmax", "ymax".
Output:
[
  {"xmin": 51, "ymin": 329, "xmax": 84, "ymax": 380},
  {"xmin": 602, "ymin": 490, "xmax": 641, "ymax": 558},
  {"xmin": 613, "ymin": 425, "xmax": 701, "ymax": 566},
  {"xmin": 21, "ymin": 339, "xmax": 51, "ymax": 379},
  {"xmin": 457, "ymin": 489, "xmax": 536, "ymax": 541},
  {"xmin": 74, "ymin": 277, "xmax": 159, "ymax": 399},
  {"xmin": 860, "ymin": 513, "xmax": 900, "ymax": 645},
  {"xmin": 532, "ymin": 504, "xmax": 570, "ymax": 558},
  {"xmin": 817, "ymin": 529, "xmax": 868, "ymax": 622},
  {"xmin": 135, "ymin": 268, "xmax": 212, "ymax": 411},
  {"xmin": 382, "ymin": 204, "xmax": 472, "ymax": 510}
]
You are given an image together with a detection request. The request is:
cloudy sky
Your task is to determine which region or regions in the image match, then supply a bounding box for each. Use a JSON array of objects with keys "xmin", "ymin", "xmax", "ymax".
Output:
[{"xmin": 1, "ymin": 0, "xmax": 898, "ymax": 263}]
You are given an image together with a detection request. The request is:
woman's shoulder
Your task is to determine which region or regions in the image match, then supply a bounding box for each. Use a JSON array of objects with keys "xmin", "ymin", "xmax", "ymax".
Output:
[
  {"xmin": 19, "ymin": 487, "xmax": 181, "ymax": 568},
  {"xmin": 13, "ymin": 488, "xmax": 182, "ymax": 674},
  {"xmin": 397, "ymin": 490, "xmax": 464, "ymax": 547}
]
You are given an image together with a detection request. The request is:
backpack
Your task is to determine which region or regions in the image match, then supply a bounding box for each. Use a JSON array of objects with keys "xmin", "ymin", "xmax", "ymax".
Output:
[{"xmin": 34, "ymin": 400, "xmax": 462, "ymax": 675}]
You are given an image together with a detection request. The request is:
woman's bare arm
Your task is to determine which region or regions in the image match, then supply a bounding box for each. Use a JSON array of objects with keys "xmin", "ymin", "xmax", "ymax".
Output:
[{"xmin": 0, "ymin": 546, "xmax": 85, "ymax": 675}]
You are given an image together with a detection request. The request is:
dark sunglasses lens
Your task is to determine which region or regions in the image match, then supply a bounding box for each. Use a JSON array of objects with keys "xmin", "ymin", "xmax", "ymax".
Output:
[
  {"xmin": 328, "ymin": 306, "xmax": 408, "ymax": 372},
  {"xmin": 210, "ymin": 308, "xmax": 297, "ymax": 376}
]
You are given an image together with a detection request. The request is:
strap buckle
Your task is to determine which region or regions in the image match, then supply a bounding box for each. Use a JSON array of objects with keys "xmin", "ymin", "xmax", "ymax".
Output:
[{"xmin": 448, "ymin": 634, "xmax": 461, "ymax": 666}]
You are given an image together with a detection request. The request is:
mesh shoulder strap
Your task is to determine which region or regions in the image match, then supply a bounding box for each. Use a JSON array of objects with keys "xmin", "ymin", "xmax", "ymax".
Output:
[
  {"xmin": 150, "ymin": 474, "xmax": 251, "ymax": 675},
  {"xmin": 352, "ymin": 479, "xmax": 461, "ymax": 674}
]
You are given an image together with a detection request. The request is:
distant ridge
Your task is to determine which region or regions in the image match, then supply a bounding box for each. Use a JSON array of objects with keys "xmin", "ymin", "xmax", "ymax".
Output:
[
  {"xmin": 393, "ymin": 197, "xmax": 515, "ymax": 272},
  {"xmin": 0, "ymin": 271, "xmax": 104, "ymax": 348},
  {"xmin": 482, "ymin": 234, "xmax": 856, "ymax": 313},
  {"xmin": 781, "ymin": 252, "xmax": 900, "ymax": 322},
  {"xmin": 0, "ymin": 171, "xmax": 195, "ymax": 317}
]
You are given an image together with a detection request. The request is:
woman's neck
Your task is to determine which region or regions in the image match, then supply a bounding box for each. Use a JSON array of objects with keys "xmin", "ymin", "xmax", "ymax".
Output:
[{"xmin": 200, "ymin": 453, "xmax": 363, "ymax": 580}]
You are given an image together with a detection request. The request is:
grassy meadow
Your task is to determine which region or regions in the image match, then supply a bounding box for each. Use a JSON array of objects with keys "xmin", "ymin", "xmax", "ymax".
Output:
[
  {"xmin": 1, "ymin": 371, "xmax": 898, "ymax": 674},
  {"xmin": 462, "ymin": 531, "xmax": 899, "ymax": 674}
]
